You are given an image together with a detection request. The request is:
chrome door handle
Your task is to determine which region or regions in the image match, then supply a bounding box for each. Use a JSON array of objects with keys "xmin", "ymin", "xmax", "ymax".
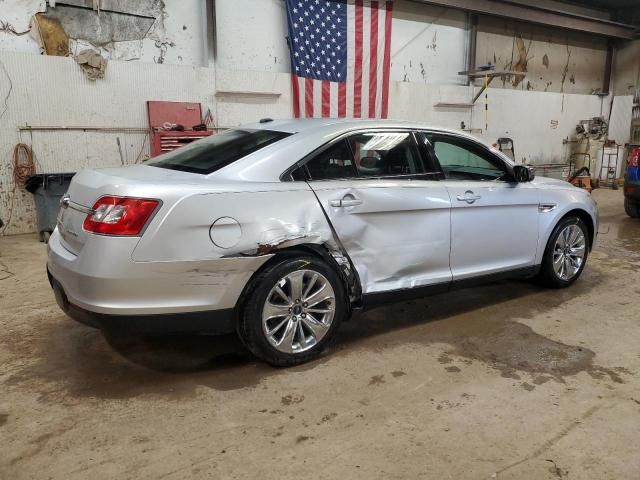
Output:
[
  {"xmin": 330, "ymin": 195, "xmax": 363, "ymax": 208},
  {"xmin": 456, "ymin": 191, "xmax": 481, "ymax": 204}
]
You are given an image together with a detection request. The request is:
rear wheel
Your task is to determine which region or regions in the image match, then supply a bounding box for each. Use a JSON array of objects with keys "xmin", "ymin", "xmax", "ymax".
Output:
[
  {"xmin": 624, "ymin": 198, "xmax": 640, "ymax": 218},
  {"xmin": 237, "ymin": 255, "xmax": 346, "ymax": 367},
  {"xmin": 538, "ymin": 216, "xmax": 589, "ymax": 288}
]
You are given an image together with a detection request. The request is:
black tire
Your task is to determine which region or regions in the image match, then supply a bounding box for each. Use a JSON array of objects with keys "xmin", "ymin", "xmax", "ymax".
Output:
[
  {"xmin": 538, "ymin": 216, "xmax": 589, "ymax": 288},
  {"xmin": 624, "ymin": 198, "xmax": 640, "ymax": 218},
  {"xmin": 237, "ymin": 255, "xmax": 346, "ymax": 367}
]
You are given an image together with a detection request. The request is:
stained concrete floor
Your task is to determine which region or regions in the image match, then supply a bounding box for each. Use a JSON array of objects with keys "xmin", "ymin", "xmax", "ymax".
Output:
[{"xmin": 1, "ymin": 188, "xmax": 639, "ymax": 479}]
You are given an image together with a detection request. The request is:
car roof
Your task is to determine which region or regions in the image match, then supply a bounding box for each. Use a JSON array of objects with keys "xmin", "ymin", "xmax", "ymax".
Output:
[
  {"xmin": 240, "ymin": 117, "xmax": 476, "ymax": 141},
  {"xmin": 214, "ymin": 118, "xmax": 514, "ymax": 182}
]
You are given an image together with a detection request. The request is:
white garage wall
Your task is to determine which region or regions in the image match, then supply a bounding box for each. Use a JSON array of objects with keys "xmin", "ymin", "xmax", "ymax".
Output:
[
  {"xmin": 0, "ymin": 1, "xmax": 624, "ymax": 235},
  {"xmin": 214, "ymin": 0, "xmax": 468, "ymax": 84},
  {"xmin": 0, "ymin": 50, "xmax": 216, "ymax": 235}
]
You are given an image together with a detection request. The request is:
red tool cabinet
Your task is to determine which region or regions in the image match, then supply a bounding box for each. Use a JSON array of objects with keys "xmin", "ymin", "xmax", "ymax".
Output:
[{"xmin": 147, "ymin": 101, "xmax": 213, "ymax": 157}]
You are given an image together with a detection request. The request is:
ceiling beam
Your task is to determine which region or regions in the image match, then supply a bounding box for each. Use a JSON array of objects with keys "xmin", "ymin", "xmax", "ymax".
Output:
[{"xmin": 414, "ymin": 0, "xmax": 637, "ymax": 39}]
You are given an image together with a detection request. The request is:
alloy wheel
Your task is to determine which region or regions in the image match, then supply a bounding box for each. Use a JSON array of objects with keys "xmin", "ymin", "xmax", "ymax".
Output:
[
  {"xmin": 552, "ymin": 224, "xmax": 586, "ymax": 281},
  {"xmin": 262, "ymin": 269, "xmax": 336, "ymax": 354}
]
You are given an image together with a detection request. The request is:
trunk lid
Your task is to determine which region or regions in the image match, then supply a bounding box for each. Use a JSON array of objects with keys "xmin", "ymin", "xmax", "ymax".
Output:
[{"xmin": 57, "ymin": 165, "xmax": 198, "ymax": 255}]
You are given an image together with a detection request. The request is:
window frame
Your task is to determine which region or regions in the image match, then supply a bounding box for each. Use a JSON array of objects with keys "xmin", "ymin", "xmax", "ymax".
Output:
[
  {"xmin": 280, "ymin": 128, "xmax": 443, "ymax": 182},
  {"xmin": 422, "ymin": 131, "xmax": 515, "ymax": 182}
]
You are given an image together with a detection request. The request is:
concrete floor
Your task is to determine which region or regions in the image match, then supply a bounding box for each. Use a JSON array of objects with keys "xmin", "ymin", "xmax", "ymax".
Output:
[{"xmin": 1, "ymin": 188, "xmax": 639, "ymax": 479}]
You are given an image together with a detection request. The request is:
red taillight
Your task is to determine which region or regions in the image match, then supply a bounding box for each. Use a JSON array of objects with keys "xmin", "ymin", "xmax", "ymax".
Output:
[{"xmin": 83, "ymin": 196, "xmax": 159, "ymax": 236}]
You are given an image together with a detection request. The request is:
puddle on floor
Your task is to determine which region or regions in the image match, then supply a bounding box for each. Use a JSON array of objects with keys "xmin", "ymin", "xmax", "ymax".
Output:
[{"xmin": 3, "ymin": 263, "xmax": 629, "ymax": 401}]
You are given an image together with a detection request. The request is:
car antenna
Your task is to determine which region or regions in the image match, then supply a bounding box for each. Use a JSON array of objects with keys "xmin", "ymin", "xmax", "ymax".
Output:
[{"xmin": 259, "ymin": 118, "xmax": 274, "ymax": 123}]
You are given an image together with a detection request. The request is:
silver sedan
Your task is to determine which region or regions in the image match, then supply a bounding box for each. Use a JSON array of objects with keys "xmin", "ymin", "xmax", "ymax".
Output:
[{"xmin": 48, "ymin": 118, "xmax": 598, "ymax": 366}]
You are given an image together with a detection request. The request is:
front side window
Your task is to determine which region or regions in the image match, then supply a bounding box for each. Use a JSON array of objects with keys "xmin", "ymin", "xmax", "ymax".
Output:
[
  {"xmin": 148, "ymin": 128, "xmax": 291, "ymax": 174},
  {"xmin": 429, "ymin": 136, "xmax": 506, "ymax": 181}
]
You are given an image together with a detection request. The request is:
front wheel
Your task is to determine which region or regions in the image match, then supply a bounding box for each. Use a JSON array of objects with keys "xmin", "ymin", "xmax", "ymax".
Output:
[
  {"xmin": 538, "ymin": 216, "xmax": 589, "ymax": 288},
  {"xmin": 237, "ymin": 255, "xmax": 346, "ymax": 367},
  {"xmin": 624, "ymin": 198, "xmax": 640, "ymax": 218}
]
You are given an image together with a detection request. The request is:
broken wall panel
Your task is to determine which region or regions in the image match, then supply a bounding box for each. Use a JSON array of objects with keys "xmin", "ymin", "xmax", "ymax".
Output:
[
  {"xmin": 56, "ymin": 0, "xmax": 164, "ymax": 18},
  {"xmin": 0, "ymin": 0, "xmax": 206, "ymax": 65},
  {"xmin": 476, "ymin": 16, "xmax": 608, "ymax": 95},
  {"xmin": 33, "ymin": 14, "xmax": 69, "ymax": 56},
  {"xmin": 44, "ymin": 6, "xmax": 156, "ymax": 44}
]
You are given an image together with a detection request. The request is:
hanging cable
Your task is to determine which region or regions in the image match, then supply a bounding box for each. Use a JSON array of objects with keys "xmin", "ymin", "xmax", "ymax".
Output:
[{"xmin": 13, "ymin": 143, "xmax": 36, "ymax": 186}]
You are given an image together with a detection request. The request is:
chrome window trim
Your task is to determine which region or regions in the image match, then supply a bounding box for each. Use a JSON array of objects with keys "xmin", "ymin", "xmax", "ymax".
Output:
[{"xmin": 280, "ymin": 127, "xmax": 442, "ymax": 182}]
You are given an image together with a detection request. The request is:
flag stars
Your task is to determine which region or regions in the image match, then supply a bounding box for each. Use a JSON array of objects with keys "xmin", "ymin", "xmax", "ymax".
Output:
[{"xmin": 289, "ymin": 0, "xmax": 346, "ymax": 83}]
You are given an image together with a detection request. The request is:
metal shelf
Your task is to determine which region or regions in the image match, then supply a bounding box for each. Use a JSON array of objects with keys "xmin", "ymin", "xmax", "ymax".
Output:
[{"xmin": 434, "ymin": 102, "xmax": 474, "ymax": 108}]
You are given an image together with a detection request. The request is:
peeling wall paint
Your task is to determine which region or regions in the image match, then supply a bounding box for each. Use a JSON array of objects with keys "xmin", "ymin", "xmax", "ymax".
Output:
[
  {"xmin": 390, "ymin": 1, "xmax": 466, "ymax": 85},
  {"xmin": 476, "ymin": 16, "xmax": 608, "ymax": 95},
  {"xmin": 613, "ymin": 39, "xmax": 640, "ymax": 96},
  {"xmin": 0, "ymin": 0, "xmax": 206, "ymax": 65}
]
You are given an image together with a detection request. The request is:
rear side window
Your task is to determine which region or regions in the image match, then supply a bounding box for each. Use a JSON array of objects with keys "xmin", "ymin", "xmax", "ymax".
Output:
[
  {"xmin": 348, "ymin": 132, "xmax": 422, "ymax": 177},
  {"xmin": 148, "ymin": 129, "xmax": 291, "ymax": 174},
  {"xmin": 306, "ymin": 140, "xmax": 358, "ymax": 180},
  {"xmin": 303, "ymin": 131, "xmax": 425, "ymax": 181}
]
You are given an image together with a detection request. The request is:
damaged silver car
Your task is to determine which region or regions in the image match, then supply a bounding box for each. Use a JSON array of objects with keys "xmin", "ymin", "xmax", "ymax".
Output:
[{"xmin": 48, "ymin": 118, "xmax": 598, "ymax": 366}]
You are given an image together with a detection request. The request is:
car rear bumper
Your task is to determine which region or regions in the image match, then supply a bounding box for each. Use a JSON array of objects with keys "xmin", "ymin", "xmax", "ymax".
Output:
[
  {"xmin": 46, "ymin": 228, "xmax": 271, "ymax": 332},
  {"xmin": 48, "ymin": 270, "xmax": 235, "ymax": 334}
]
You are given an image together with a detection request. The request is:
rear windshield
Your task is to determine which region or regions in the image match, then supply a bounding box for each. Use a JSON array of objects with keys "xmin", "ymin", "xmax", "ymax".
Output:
[{"xmin": 148, "ymin": 128, "xmax": 292, "ymax": 174}]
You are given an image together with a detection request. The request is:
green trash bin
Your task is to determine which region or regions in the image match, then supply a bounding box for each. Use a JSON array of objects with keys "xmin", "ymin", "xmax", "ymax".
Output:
[{"xmin": 25, "ymin": 173, "xmax": 75, "ymax": 243}]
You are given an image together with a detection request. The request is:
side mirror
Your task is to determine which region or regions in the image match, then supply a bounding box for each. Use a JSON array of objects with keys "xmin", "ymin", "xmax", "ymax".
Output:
[{"xmin": 513, "ymin": 165, "xmax": 535, "ymax": 182}]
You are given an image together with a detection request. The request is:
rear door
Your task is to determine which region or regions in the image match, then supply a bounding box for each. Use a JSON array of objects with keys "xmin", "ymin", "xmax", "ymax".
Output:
[
  {"xmin": 299, "ymin": 129, "xmax": 452, "ymax": 294},
  {"xmin": 423, "ymin": 132, "xmax": 540, "ymax": 280}
]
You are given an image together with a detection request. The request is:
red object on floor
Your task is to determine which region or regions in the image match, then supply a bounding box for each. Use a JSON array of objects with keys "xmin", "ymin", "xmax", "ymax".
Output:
[
  {"xmin": 147, "ymin": 101, "xmax": 212, "ymax": 157},
  {"xmin": 570, "ymin": 175, "xmax": 592, "ymax": 193}
]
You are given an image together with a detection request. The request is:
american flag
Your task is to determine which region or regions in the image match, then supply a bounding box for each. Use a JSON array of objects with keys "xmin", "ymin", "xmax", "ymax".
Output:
[{"xmin": 285, "ymin": 0, "xmax": 393, "ymax": 119}]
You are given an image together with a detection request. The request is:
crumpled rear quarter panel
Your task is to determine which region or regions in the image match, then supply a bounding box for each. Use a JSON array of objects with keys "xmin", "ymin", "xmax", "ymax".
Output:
[{"xmin": 132, "ymin": 184, "xmax": 335, "ymax": 262}]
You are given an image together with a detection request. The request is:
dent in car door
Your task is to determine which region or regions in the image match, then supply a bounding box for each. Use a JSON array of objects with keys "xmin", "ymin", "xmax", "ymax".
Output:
[
  {"xmin": 303, "ymin": 131, "xmax": 452, "ymax": 294},
  {"xmin": 311, "ymin": 179, "xmax": 451, "ymax": 293}
]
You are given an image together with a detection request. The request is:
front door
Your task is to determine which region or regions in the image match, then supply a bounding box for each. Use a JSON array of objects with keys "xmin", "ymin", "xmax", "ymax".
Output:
[
  {"xmin": 425, "ymin": 132, "xmax": 540, "ymax": 280},
  {"xmin": 303, "ymin": 130, "xmax": 452, "ymax": 294}
]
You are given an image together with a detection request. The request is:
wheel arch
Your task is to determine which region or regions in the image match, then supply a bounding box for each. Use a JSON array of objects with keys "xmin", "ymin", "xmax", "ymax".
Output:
[
  {"xmin": 233, "ymin": 243, "xmax": 361, "ymax": 323},
  {"xmin": 559, "ymin": 208, "xmax": 595, "ymax": 251}
]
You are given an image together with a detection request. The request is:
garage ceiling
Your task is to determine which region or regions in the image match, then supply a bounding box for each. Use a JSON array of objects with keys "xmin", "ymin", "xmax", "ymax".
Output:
[{"xmin": 416, "ymin": 0, "xmax": 639, "ymax": 38}]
